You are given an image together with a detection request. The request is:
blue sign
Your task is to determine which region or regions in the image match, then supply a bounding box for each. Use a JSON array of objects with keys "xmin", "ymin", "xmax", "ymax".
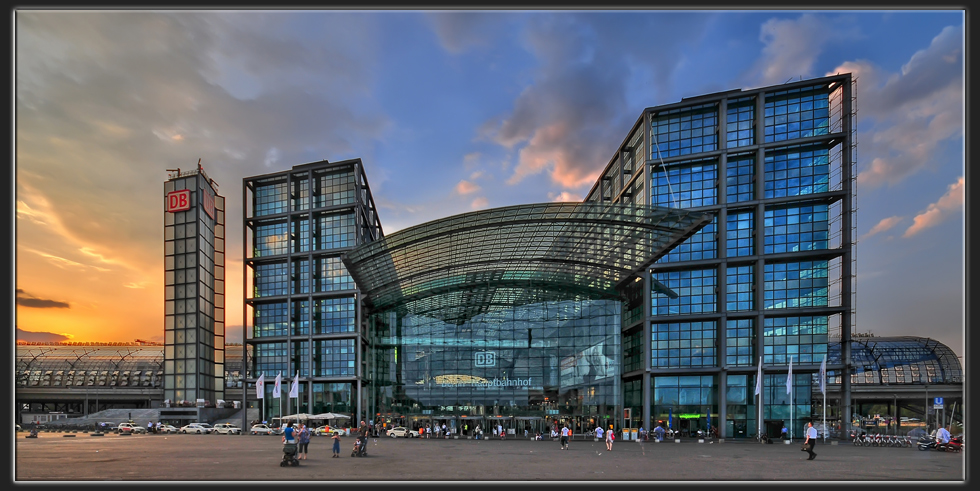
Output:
[{"xmin": 934, "ymin": 397, "xmax": 944, "ymax": 405}]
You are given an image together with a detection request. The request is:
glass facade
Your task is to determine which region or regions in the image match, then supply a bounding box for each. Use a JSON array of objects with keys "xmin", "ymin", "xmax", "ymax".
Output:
[
  {"xmin": 244, "ymin": 159, "xmax": 383, "ymax": 419},
  {"xmin": 163, "ymin": 168, "xmax": 225, "ymax": 406},
  {"xmin": 640, "ymin": 74, "xmax": 854, "ymax": 438},
  {"xmin": 368, "ymin": 297, "xmax": 621, "ymax": 434}
]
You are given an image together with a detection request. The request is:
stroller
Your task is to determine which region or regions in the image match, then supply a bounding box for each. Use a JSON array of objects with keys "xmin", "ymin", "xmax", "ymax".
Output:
[
  {"xmin": 280, "ymin": 441, "xmax": 299, "ymax": 467},
  {"xmin": 351, "ymin": 435, "xmax": 368, "ymax": 457}
]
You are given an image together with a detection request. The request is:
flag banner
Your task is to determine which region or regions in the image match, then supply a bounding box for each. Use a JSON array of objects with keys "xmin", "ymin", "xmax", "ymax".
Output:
[
  {"xmin": 289, "ymin": 371, "xmax": 299, "ymax": 399},
  {"xmin": 273, "ymin": 372, "xmax": 282, "ymax": 398},
  {"xmin": 819, "ymin": 355, "xmax": 827, "ymax": 395},
  {"xmin": 256, "ymin": 374, "xmax": 265, "ymax": 399},
  {"xmin": 786, "ymin": 357, "xmax": 793, "ymax": 395},
  {"xmin": 754, "ymin": 356, "xmax": 763, "ymax": 396}
]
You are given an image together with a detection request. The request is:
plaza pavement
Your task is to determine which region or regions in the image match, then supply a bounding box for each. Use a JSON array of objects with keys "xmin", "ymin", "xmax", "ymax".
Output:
[{"xmin": 12, "ymin": 431, "xmax": 966, "ymax": 483}]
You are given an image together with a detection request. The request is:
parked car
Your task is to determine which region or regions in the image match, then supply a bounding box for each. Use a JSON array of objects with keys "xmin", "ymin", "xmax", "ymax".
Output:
[
  {"xmin": 117, "ymin": 422, "xmax": 147, "ymax": 434},
  {"xmin": 157, "ymin": 424, "xmax": 179, "ymax": 434},
  {"xmin": 386, "ymin": 426, "xmax": 419, "ymax": 438},
  {"xmin": 314, "ymin": 426, "xmax": 346, "ymax": 436},
  {"xmin": 212, "ymin": 423, "xmax": 242, "ymax": 435},
  {"xmin": 250, "ymin": 424, "xmax": 278, "ymax": 435},
  {"xmin": 180, "ymin": 423, "xmax": 213, "ymax": 434}
]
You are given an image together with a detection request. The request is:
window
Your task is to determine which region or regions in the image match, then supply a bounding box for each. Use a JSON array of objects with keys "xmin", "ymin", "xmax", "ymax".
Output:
[
  {"xmin": 764, "ymin": 86, "xmax": 830, "ymax": 143},
  {"xmin": 764, "ymin": 203, "xmax": 829, "ymax": 254},
  {"xmin": 651, "ymin": 321, "xmax": 717, "ymax": 368},
  {"xmin": 764, "ymin": 145, "xmax": 830, "ymax": 198},
  {"xmin": 726, "ymin": 97, "xmax": 754, "ymax": 148},
  {"xmin": 726, "ymin": 265, "xmax": 754, "ymax": 311},
  {"xmin": 726, "ymin": 211, "xmax": 754, "ymax": 257},
  {"xmin": 763, "ymin": 261, "xmax": 828, "ymax": 309},
  {"xmin": 726, "ymin": 155, "xmax": 754, "ymax": 203},
  {"xmin": 651, "ymin": 103, "xmax": 718, "ymax": 158},
  {"xmin": 651, "ymin": 268, "xmax": 717, "ymax": 315}
]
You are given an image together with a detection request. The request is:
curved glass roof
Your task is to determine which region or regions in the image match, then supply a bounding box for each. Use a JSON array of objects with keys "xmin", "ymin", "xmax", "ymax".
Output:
[
  {"xmin": 15, "ymin": 344, "xmax": 246, "ymax": 389},
  {"xmin": 826, "ymin": 336, "xmax": 962, "ymax": 385},
  {"xmin": 342, "ymin": 202, "xmax": 712, "ymax": 324}
]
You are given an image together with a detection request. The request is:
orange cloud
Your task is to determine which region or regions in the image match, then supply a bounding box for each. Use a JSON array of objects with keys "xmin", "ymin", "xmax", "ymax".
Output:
[
  {"xmin": 547, "ymin": 191, "xmax": 582, "ymax": 202},
  {"xmin": 903, "ymin": 176, "xmax": 964, "ymax": 237},
  {"xmin": 470, "ymin": 197, "xmax": 488, "ymax": 209},
  {"xmin": 506, "ymin": 122, "xmax": 601, "ymax": 188},
  {"xmin": 860, "ymin": 215, "xmax": 903, "ymax": 241},
  {"xmin": 455, "ymin": 180, "xmax": 481, "ymax": 195}
]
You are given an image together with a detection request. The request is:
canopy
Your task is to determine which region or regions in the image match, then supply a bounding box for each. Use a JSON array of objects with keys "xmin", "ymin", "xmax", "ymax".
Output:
[
  {"xmin": 311, "ymin": 412, "xmax": 350, "ymax": 420},
  {"xmin": 280, "ymin": 413, "xmax": 313, "ymax": 421},
  {"xmin": 342, "ymin": 202, "xmax": 712, "ymax": 325}
]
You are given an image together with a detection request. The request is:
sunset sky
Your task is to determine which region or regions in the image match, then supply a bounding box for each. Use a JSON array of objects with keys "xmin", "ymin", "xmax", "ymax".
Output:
[{"xmin": 14, "ymin": 10, "xmax": 965, "ymax": 358}]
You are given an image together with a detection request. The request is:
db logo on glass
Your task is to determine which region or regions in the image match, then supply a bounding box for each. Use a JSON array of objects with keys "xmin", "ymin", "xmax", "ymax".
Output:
[
  {"xmin": 167, "ymin": 190, "xmax": 191, "ymax": 212},
  {"xmin": 475, "ymin": 352, "xmax": 496, "ymax": 367}
]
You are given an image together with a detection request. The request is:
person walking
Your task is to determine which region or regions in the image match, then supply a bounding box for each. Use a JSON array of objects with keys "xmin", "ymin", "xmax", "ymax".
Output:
[
  {"xmin": 605, "ymin": 425, "xmax": 615, "ymax": 451},
  {"xmin": 331, "ymin": 431, "xmax": 342, "ymax": 458},
  {"xmin": 654, "ymin": 424, "xmax": 665, "ymax": 442},
  {"xmin": 560, "ymin": 424, "xmax": 570, "ymax": 450},
  {"xmin": 297, "ymin": 423, "xmax": 311, "ymax": 460},
  {"xmin": 596, "ymin": 425, "xmax": 604, "ymax": 441},
  {"xmin": 781, "ymin": 424, "xmax": 789, "ymax": 441},
  {"xmin": 804, "ymin": 421, "xmax": 818, "ymax": 460},
  {"xmin": 282, "ymin": 421, "xmax": 296, "ymax": 444}
]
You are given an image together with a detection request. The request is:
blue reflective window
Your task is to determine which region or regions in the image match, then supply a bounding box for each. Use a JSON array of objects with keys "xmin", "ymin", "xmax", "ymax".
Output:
[
  {"xmin": 651, "ymin": 159, "xmax": 717, "ymax": 208},
  {"xmin": 763, "ymin": 261, "xmax": 828, "ymax": 309},
  {"xmin": 726, "ymin": 211, "xmax": 754, "ymax": 257},
  {"xmin": 651, "ymin": 268, "xmax": 717, "ymax": 315},
  {"xmin": 651, "ymin": 103, "xmax": 718, "ymax": 158},
  {"xmin": 658, "ymin": 217, "xmax": 716, "ymax": 263},
  {"xmin": 764, "ymin": 203, "xmax": 829, "ymax": 254},
  {"xmin": 651, "ymin": 321, "xmax": 717, "ymax": 368},
  {"xmin": 254, "ymin": 182, "xmax": 287, "ymax": 217},
  {"xmin": 254, "ymin": 262, "xmax": 288, "ymax": 297},
  {"xmin": 725, "ymin": 319, "xmax": 755, "ymax": 367},
  {"xmin": 726, "ymin": 155, "xmax": 755, "ymax": 203},
  {"xmin": 726, "ymin": 266, "xmax": 754, "ymax": 311},
  {"xmin": 254, "ymin": 222, "xmax": 288, "ymax": 257},
  {"xmin": 254, "ymin": 303, "xmax": 289, "ymax": 338},
  {"xmin": 763, "ymin": 86, "xmax": 830, "ymax": 143},
  {"xmin": 762, "ymin": 316, "xmax": 829, "ymax": 365},
  {"xmin": 726, "ymin": 97, "xmax": 755, "ymax": 148},
  {"xmin": 763, "ymin": 146, "xmax": 830, "ymax": 198}
]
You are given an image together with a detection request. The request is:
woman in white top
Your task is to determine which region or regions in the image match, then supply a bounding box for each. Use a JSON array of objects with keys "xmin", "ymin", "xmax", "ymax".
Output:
[{"xmin": 605, "ymin": 426, "xmax": 614, "ymax": 451}]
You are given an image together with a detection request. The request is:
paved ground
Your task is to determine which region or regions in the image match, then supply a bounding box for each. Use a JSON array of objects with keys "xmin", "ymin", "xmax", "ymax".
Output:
[{"xmin": 13, "ymin": 431, "xmax": 966, "ymax": 482}]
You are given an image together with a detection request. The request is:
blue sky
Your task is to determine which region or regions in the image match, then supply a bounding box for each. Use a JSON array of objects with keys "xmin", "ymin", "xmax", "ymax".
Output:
[{"xmin": 14, "ymin": 10, "xmax": 964, "ymax": 359}]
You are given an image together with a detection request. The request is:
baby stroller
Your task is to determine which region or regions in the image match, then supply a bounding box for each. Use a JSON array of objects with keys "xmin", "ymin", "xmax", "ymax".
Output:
[
  {"xmin": 351, "ymin": 436, "xmax": 368, "ymax": 457},
  {"xmin": 281, "ymin": 441, "xmax": 299, "ymax": 467}
]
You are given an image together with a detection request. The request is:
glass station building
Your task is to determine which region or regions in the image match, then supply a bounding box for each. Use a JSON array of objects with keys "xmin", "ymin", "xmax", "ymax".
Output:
[{"xmin": 238, "ymin": 73, "xmax": 946, "ymax": 439}]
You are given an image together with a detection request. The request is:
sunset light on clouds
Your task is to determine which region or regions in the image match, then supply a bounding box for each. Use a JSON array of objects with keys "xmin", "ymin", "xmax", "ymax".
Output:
[{"xmin": 13, "ymin": 9, "xmax": 964, "ymax": 357}]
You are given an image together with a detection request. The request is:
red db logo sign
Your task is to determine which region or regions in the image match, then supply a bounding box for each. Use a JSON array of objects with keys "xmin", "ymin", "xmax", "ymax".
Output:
[{"xmin": 167, "ymin": 190, "xmax": 191, "ymax": 212}]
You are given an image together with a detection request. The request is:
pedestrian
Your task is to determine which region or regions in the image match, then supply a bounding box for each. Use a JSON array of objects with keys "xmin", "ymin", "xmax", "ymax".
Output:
[
  {"xmin": 781, "ymin": 424, "xmax": 789, "ymax": 440},
  {"xmin": 654, "ymin": 424, "xmax": 665, "ymax": 442},
  {"xmin": 148, "ymin": 421, "xmax": 154, "ymax": 434},
  {"xmin": 498, "ymin": 424, "xmax": 504, "ymax": 440},
  {"xmin": 804, "ymin": 422, "xmax": 818, "ymax": 460},
  {"xmin": 332, "ymin": 431, "xmax": 342, "ymax": 458},
  {"xmin": 282, "ymin": 421, "xmax": 296, "ymax": 444},
  {"xmin": 596, "ymin": 425, "xmax": 604, "ymax": 441},
  {"xmin": 560, "ymin": 424, "xmax": 569, "ymax": 450},
  {"xmin": 442, "ymin": 423, "xmax": 447, "ymax": 439},
  {"xmin": 297, "ymin": 423, "xmax": 311, "ymax": 460},
  {"xmin": 605, "ymin": 425, "xmax": 615, "ymax": 451}
]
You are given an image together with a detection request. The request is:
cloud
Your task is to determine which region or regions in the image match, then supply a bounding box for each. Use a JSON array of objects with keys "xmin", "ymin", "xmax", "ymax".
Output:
[
  {"xmin": 264, "ymin": 147, "xmax": 280, "ymax": 167},
  {"xmin": 837, "ymin": 26, "xmax": 963, "ymax": 188},
  {"xmin": 749, "ymin": 14, "xmax": 860, "ymax": 86},
  {"xmin": 860, "ymin": 216, "xmax": 903, "ymax": 241},
  {"xmin": 903, "ymin": 176, "xmax": 964, "ymax": 237},
  {"xmin": 427, "ymin": 12, "xmax": 503, "ymax": 54},
  {"xmin": 470, "ymin": 197, "xmax": 489, "ymax": 209},
  {"xmin": 547, "ymin": 191, "xmax": 582, "ymax": 202},
  {"xmin": 16, "ymin": 289, "xmax": 70, "ymax": 309},
  {"xmin": 16, "ymin": 328, "xmax": 74, "ymax": 343},
  {"xmin": 455, "ymin": 180, "xmax": 481, "ymax": 195}
]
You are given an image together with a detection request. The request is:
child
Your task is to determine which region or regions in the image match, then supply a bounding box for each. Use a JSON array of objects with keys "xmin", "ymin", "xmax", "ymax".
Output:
[{"xmin": 332, "ymin": 432, "xmax": 341, "ymax": 458}]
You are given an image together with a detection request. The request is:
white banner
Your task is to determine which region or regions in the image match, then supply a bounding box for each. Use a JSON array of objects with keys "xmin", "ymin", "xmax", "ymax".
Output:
[
  {"xmin": 256, "ymin": 374, "xmax": 265, "ymax": 399},
  {"xmin": 273, "ymin": 372, "xmax": 282, "ymax": 398},
  {"xmin": 289, "ymin": 371, "xmax": 299, "ymax": 399}
]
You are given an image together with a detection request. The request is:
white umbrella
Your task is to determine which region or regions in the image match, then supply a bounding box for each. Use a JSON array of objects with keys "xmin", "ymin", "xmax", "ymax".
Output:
[
  {"xmin": 281, "ymin": 413, "xmax": 313, "ymax": 421},
  {"xmin": 311, "ymin": 412, "xmax": 350, "ymax": 420}
]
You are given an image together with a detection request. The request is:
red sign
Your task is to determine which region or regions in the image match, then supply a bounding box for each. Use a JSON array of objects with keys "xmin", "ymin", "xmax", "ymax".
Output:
[
  {"xmin": 201, "ymin": 187, "xmax": 215, "ymax": 219},
  {"xmin": 167, "ymin": 190, "xmax": 191, "ymax": 212}
]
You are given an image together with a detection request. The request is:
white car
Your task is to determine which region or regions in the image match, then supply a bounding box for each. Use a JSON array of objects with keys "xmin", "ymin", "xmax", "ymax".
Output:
[
  {"xmin": 212, "ymin": 423, "xmax": 242, "ymax": 435},
  {"xmin": 157, "ymin": 424, "xmax": 179, "ymax": 434},
  {"xmin": 314, "ymin": 426, "xmax": 346, "ymax": 436},
  {"xmin": 180, "ymin": 423, "xmax": 213, "ymax": 434},
  {"xmin": 250, "ymin": 424, "xmax": 278, "ymax": 435},
  {"xmin": 387, "ymin": 426, "xmax": 419, "ymax": 438},
  {"xmin": 117, "ymin": 423, "xmax": 147, "ymax": 434}
]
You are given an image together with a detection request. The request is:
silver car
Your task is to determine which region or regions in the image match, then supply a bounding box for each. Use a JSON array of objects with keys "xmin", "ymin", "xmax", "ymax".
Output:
[{"xmin": 180, "ymin": 423, "xmax": 213, "ymax": 434}]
